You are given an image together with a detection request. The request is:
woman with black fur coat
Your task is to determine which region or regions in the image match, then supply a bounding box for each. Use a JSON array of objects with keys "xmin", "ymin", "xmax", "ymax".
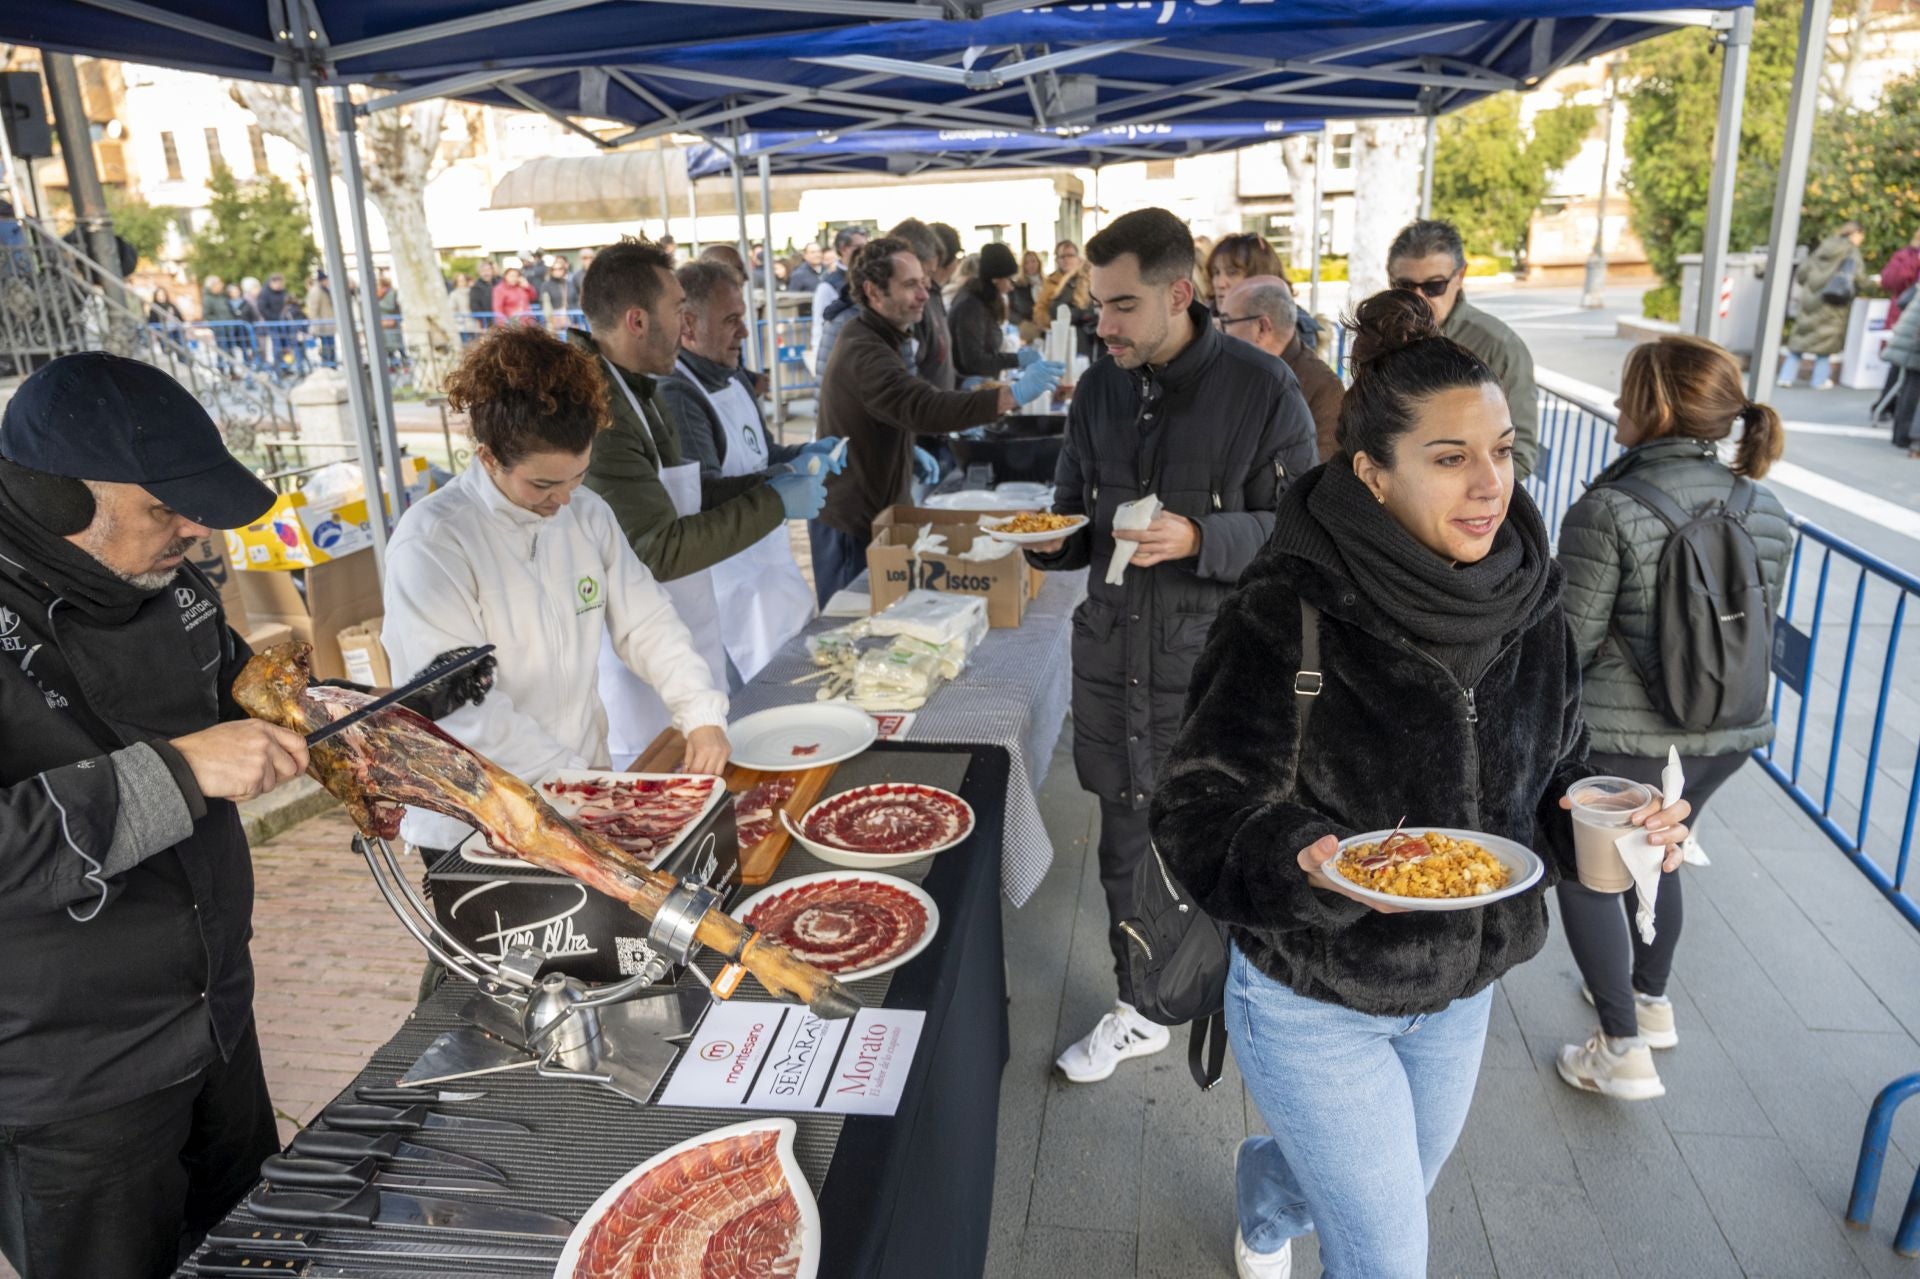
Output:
[{"xmin": 1149, "ymin": 290, "xmax": 1693, "ymax": 1279}]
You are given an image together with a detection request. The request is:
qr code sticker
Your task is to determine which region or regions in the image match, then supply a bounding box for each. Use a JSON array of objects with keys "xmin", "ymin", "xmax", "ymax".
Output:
[{"xmin": 616, "ymin": 936, "xmax": 660, "ymax": 976}]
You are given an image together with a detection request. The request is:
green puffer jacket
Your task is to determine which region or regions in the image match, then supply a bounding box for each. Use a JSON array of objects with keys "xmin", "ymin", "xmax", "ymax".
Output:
[
  {"xmin": 1787, "ymin": 234, "xmax": 1861, "ymax": 357},
  {"xmin": 1558, "ymin": 437, "xmax": 1794, "ymax": 758}
]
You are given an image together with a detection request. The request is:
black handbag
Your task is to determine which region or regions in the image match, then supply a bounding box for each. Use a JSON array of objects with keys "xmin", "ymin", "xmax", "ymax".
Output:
[{"xmin": 1121, "ymin": 598, "xmax": 1322, "ymax": 1089}]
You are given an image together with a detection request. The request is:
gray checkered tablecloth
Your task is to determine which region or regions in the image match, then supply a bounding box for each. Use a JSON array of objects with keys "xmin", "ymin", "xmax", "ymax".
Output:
[{"xmin": 729, "ymin": 569, "xmax": 1087, "ymax": 906}]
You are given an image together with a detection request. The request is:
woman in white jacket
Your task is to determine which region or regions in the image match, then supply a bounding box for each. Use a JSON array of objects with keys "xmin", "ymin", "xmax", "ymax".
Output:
[{"xmin": 382, "ymin": 323, "xmax": 730, "ymax": 860}]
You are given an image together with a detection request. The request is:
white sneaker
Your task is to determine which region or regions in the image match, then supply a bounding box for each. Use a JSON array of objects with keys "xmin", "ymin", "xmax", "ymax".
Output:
[
  {"xmin": 1054, "ymin": 1001, "xmax": 1170, "ymax": 1083},
  {"xmin": 1235, "ymin": 1229, "xmax": 1293, "ymax": 1279},
  {"xmin": 1580, "ymin": 983, "xmax": 1679, "ymax": 1049},
  {"xmin": 1557, "ymin": 1030, "xmax": 1666, "ymax": 1100}
]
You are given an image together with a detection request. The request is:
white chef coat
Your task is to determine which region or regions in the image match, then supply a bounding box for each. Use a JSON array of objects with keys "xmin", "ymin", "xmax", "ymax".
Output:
[
  {"xmin": 678, "ymin": 355, "xmax": 815, "ymax": 682},
  {"xmin": 381, "ymin": 462, "xmax": 728, "ymax": 852}
]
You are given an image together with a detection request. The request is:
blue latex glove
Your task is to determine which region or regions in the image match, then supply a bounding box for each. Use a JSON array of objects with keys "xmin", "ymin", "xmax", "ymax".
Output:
[
  {"xmin": 1011, "ymin": 359, "xmax": 1065, "ymax": 407},
  {"xmin": 767, "ymin": 469, "xmax": 827, "ymax": 520},
  {"xmin": 912, "ymin": 445, "xmax": 941, "ymax": 486},
  {"xmin": 793, "ymin": 437, "xmax": 846, "ymax": 476},
  {"xmin": 1016, "ymin": 346, "xmax": 1043, "ymax": 369}
]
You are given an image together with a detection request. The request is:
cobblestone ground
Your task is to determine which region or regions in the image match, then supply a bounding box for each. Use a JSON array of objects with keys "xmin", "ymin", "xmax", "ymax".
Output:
[{"xmin": 247, "ymin": 810, "xmax": 426, "ymax": 1145}]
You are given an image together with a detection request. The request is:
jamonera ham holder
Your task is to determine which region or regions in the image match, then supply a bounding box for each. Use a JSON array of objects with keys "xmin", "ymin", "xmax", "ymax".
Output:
[{"xmin": 234, "ymin": 643, "xmax": 860, "ymax": 1027}]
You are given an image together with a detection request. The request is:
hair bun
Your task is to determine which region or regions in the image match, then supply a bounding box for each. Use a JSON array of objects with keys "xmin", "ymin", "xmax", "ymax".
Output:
[{"xmin": 1347, "ymin": 288, "xmax": 1441, "ymax": 366}]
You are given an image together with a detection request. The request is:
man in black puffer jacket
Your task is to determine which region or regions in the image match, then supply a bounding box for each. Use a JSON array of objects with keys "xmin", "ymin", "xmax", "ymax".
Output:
[{"xmin": 1025, "ymin": 208, "xmax": 1317, "ymax": 1083}]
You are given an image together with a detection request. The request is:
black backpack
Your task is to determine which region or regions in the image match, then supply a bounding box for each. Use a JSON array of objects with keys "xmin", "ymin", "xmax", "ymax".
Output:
[
  {"xmin": 1122, "ymin": 599, "xmax": 1322, "ymax": 1090},
  {"xmin": 1600, "ymin": 474, "xmax": 1773, "ymax": 733}
]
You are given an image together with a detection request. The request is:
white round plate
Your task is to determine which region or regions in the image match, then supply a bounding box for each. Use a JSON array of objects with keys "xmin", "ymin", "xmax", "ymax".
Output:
[
  {"xmin": 730, "ymin": 870, "xmax": 939, "ymax": 981},
  {"xmin": 553, "ymin": 1117, "xmax": 818, "ymax": 1279},
  {"xmin": 979, "ymin": 512, "xmax": 1090, "ymax": 544},
  {"xmin": 728, "ymin": 703, "xmax": 878, "ymax": 772},
  {"xmin": 784, "ymin": 783, "xmax": 976, "ymax": 870},
  {"xmin": 1328, "ymin": 827, "xmax": 1545, "ymax": 912}
]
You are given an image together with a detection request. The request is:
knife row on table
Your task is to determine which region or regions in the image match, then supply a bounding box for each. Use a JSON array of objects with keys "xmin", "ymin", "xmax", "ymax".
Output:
[{"xmin": 194, "ymin": 1085, "xmax": 575, "ymax": 1277}]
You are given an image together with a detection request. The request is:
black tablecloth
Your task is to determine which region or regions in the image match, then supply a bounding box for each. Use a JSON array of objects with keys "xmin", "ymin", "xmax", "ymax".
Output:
[{"xmin": 179, "ymin": 742, "xmax": 1011, "ymax": 1279}]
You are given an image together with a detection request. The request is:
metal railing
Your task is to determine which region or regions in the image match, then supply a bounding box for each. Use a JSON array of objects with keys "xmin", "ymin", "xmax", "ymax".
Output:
[
  {"xmin": 0, "ymin": 213, "xmax": 289, "ymax": 458},
  {"xmin": 1534, "ymin": 380, "xmax": 1920, "ymax": 930}
]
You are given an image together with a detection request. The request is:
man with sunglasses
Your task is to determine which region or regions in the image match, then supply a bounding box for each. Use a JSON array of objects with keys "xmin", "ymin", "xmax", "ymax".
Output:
[{"xmin": 1386, "ymin": 219, "xmax": 1540, "ymax": 478}]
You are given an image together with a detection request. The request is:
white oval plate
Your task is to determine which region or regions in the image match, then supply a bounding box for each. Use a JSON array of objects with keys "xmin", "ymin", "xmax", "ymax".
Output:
[
  {"xmin": 1328, "ymin": 827, "xmax": 1545, "ymax": 912},
  {"xmin": 728, "ymin": 703, "xmax": 878, "ymax": 772},
  {"xmin": 533, "ymin": 770, "xmax": 726, "ymax": 870},
  {"xmin": 553, "ymin": 1117, "xmax": 818, "ymax": 1279},
  {"xmin": 731, "ymin": 870, "xmax": 939, "ymax": 981},
  {"xmin": 979, "ymin": 512, "xmax": 1090, "ymax": 544},
  {"xmin": 784, "ymin": 783, "xmax": 976, "ymax": 870}
]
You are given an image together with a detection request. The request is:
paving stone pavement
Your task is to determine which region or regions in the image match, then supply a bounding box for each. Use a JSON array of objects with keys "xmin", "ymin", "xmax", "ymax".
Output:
[{"xmin": 990, "ymin": 727, "xmax": 1920, "ymax": 1278}]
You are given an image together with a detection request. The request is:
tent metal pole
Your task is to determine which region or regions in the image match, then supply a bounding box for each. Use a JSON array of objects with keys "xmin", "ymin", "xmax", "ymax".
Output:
[
  {"xmin": 1419, "ymin": 110, "xmax": 1437, "ymax": 219},
  {"xmin": 653, "ymin": 140, "xmax": 673, "ymax": 238},
  {"xmin": 333, "ymin": 87, "xmax": 411, "ymax": 526},
  {"xmin": 1308, "ymin": 129, "xmax": 1326, "ymax": 329},
  {"xmin": 1747, "ymin": 0, "xmax": 1831, "ymax": 403},
  {"xmin": 758, "ymin": 151, "xmax": 783, "ymax": 432},
  {"xmin": 1694, "ymin": 4, "xmax": 1752, "ymax": 338},
  {"xmin": 295, "ymin": 63, "xmax": 388, "ymax": 574},
  {"xmin": 728, "ymin": 116, "xmax": 761, "ymax": 371},
  {"xmin": 686, "ymin": 173, "xmax": 701, "ymax": 256}
]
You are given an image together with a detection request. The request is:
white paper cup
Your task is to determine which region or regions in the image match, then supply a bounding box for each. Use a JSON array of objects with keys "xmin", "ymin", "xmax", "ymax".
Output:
[{"xmin": 1567, "ymin": 776, "xmax": 1653, "ymax": 892}]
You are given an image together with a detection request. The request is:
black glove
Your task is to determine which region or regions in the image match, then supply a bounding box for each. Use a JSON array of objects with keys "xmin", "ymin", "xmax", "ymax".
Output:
[{"xmin": 316, "ymin": 647, "xmax": 497, "ymax": 722}]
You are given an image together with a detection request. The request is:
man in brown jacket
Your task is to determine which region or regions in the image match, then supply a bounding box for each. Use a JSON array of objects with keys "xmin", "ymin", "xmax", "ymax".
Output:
[
  {"xmin": 812, "ymin": 236, "xmax": 1062, "ymax": 604},
  {"xmin": 1220, "ymin": 275, "xmax": 1342, "ymax": 461}
]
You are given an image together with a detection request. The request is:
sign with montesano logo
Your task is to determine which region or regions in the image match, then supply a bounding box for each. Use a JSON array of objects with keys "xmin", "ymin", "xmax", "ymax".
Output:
[{"xmin": 657, "ymin": 1002, "xmax": 924, "ymax": 1117}]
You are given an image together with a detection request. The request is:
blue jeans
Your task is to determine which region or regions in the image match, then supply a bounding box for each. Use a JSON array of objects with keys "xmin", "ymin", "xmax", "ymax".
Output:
[
  {"xmin": 807, "ymin": 520, "xmax": 870, "ymax": 608},
  {"xmin": 1777, "ymin": 351, "xmax": 1832, "ymax": 387},
  {"xmin": 1226, "ymin": 943, "xmax": 1493, "ymax": 1278}
]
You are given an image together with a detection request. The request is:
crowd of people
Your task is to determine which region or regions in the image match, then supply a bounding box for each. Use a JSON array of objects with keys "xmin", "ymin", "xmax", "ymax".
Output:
[{"xmin": 1, "ymin": 195, "xmax": 1813, "ymax": 1279}]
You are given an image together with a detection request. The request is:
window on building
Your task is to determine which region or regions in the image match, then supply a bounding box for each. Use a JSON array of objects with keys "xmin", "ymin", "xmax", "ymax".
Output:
[
  {"xmin": 205, "ymin": 127, "xmax": 225, "ymax": 173},
  {"xmin": 160, "ymin": 131, "xmax": 182, "ymax": 181},
  {"xmin": 1145, "ymin": 159, "xmax": 1177, "ymax": 181},
  {"xmin": 1330, "ymin": 130, "xmax": 1354, "ymax": 171},
  {"xmin": 248, "ymin": 124, "xmax": 270, "ymax": 176}
]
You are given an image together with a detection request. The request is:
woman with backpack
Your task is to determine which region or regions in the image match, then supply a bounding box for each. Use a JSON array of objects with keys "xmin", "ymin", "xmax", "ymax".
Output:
[
  {"xmin": 1150, "ymin": 290, "xmax": 1693, "ymax": 1279},
  {"xmin": 1777, "ymin": 221, "xmax": 1864, "ymax": 390},
  {"xmin": 1554, "ymin": 335, "xmax": 1792, "ymax": 1101}
]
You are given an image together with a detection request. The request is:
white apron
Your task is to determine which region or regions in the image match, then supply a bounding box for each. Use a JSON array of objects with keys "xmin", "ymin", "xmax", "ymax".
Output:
[
  {"xmin": 596, "ymin": 358, "xmax": 727, "ymax": 762},
  {"xmin": 681, "ymin": 357, "xmax": 816, "ymax": 682}
]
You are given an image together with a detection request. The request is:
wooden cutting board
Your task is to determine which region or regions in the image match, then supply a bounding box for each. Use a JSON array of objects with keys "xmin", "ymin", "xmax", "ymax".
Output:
[{"xmin": 625, "ymin": 729, "xmax": 838, "ymax": 885}]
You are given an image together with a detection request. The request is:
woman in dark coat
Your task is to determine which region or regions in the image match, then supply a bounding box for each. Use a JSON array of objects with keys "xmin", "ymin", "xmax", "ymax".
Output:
[
  {"xmin": 1149, "ymin": 290, "xmax": 1692, "ymax": 1278},
  {"xmin": 948, "ymin": 242, "xmax": 1036, "ymax": 384},
  {"xmin": 1554, "ymin": 335, "xmax": 1791, "ymax": 1098}
]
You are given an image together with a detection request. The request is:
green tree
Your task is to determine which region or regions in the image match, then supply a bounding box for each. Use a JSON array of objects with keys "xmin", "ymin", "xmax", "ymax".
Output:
[
  {"xmin": 1620, "ymin": 0, "xmax": 1800, "ymax": 287},
  {"xmin": 185, "ymin": 166, "xmax": 317, "ymax": 287},
  {"xmin": 1801, "ymin": 71, "xmax": 1920, "ymax": 271},
  {"xmin": 1431, "ymin": 95, "xmax": 1598, "ymax": 265},
  {"xmin": 104, "ymin": 189, "xmax": 181, "ymax": 265}
]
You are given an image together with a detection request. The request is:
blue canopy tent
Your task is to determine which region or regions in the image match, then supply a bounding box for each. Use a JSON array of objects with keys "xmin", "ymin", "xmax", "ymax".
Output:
[
  {"xmin": 4, "ymin": 0, "xmax": 1814, "ymax": 562},
  {"xmin": 683, "ymin": 120, "xmax": 1321, "ymax": 177}
]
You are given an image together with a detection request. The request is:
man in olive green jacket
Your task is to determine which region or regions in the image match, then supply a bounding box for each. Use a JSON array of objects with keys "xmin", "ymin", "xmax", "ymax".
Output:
[
  {"xmin": 572, "ymin": 238, "xmax": 807, "ymax": 582},
  {"xmin": 1388, "ymin": 219, "xmax": 1540, "ymax": 478}
]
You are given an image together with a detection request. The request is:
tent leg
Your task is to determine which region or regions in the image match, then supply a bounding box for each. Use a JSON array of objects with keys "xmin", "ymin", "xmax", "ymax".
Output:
[
  {"xmin": 334, "ymin": 87, "xmax": 410, "ymax": 526},
  {"xmin": 758, "ymin": 151, "xmax": 783, "ymax": 433},
  {"xmin": 1419, "ymin": 112, "xmax": 1437, "ymax": 220},
  {"xmin": 1695, "ymin": 6, "xmax": 1752, "ymax": 339},
  {"xmin": 728, "ymin": 117, "xmax": 760, "ymax": 372},
  {"xmin": 1747, "ymin": 0, "xmax": 1832, "ymax": 403},
  {"xmin": 654, "ymin": 141, "xmax": 673, "ymax": 239},
  {"xmin": 295, "ymin": 64, "xmax": 387, "ymax": 574},
  {"xmin": 1308, "ymin": 129, "xmax": 1326, "ymax": 328},
  {"xmin": 686, "ymin": 176, "xmax": 701, "ymax": 258}
]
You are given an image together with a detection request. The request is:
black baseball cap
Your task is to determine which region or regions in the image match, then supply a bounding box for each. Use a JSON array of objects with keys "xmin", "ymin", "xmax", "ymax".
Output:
[{"xmin": 0, "ymin": 352, "xmax": 276, "ymax": 529}]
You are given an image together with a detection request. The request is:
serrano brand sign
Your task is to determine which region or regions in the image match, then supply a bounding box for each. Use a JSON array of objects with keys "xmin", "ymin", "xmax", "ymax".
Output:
[{"xmin": 658, "ymin": 1002, "xmax": 925, "ymax": 1117}]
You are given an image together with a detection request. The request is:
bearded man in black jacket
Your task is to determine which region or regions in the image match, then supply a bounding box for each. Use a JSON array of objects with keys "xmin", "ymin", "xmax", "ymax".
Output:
[{"xmin": 1025, "ymin": 208, "xmax": 1317, "ymax": 1084}]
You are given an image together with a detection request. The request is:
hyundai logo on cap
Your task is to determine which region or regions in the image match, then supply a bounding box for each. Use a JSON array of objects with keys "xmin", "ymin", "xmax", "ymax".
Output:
[{"xmin": 0, "ymin": 353, "xmax": 276, "ymax": 530}]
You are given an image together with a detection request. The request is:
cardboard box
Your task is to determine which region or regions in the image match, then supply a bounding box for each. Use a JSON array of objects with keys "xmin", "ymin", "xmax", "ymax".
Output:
[
  {"xmin": 234, "ymin": 551, "xmax": 384, "ymax": 682},
  {"xmin": 187, "ymin": 536, "xmax": 249, "ymax": 633},
  {"xmin": 224, "ymin": 457, "xmax": 433, "ymax": 572},
  {"xmin": 867, "ymin": 520, "xmax": 1029, "ymax": 628},
  {"xmin": 337, "ymin": 616, "xmax": 391, "ymax": 687},
  {"xmin": 243, "ymin": 622, "xmax": 295, "ymax": 652},
  {"xmin": 873, "ymin": 505, "xmax": 1049, "ymax": 602}
]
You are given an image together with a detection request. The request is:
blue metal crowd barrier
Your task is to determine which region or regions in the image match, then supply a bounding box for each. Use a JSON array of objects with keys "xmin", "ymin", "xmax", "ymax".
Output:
[{"xmin": 1532, "ymin": 384, "xmax": 1920, "ymax": 932}]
